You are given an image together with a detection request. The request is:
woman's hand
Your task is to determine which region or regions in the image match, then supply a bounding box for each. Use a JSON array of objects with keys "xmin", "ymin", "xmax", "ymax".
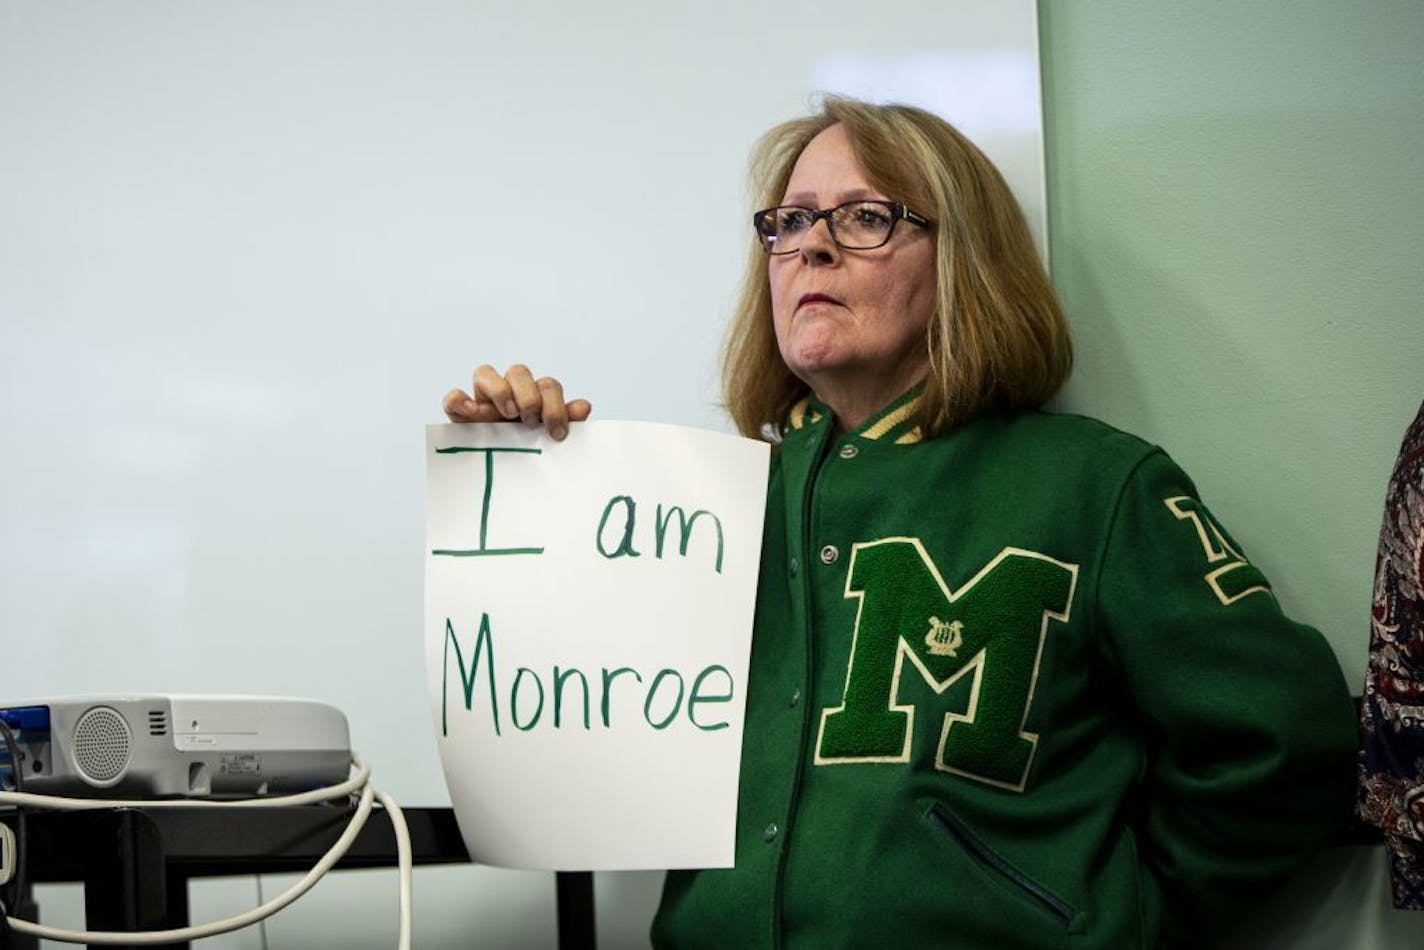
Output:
[{"xmin": 442, "ymin": 364, "xmax": 592, "ymax": 441}]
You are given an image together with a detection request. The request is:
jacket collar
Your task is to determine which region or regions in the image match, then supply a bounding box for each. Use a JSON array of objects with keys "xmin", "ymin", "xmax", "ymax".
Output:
[{"xmin": 785, "ymin": 385, "xmax": 925, "ymax": 446}]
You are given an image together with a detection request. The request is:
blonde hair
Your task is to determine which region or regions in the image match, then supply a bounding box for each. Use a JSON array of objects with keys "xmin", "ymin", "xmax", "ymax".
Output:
[{"xmin": 722, "ymin": 96, "xmax": 1072, "ymax": 440}]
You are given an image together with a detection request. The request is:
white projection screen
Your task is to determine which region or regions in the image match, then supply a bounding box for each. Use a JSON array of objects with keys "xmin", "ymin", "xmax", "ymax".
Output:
[{"xmin": 0, "ymin": 2, "xmax": 1042, "ymax": 946}]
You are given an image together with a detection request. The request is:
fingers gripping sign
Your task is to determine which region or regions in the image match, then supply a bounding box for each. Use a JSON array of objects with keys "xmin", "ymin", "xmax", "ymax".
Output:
[{"xmin": 443, "ymin": 364, "xmax": 592, "ymax": 440}]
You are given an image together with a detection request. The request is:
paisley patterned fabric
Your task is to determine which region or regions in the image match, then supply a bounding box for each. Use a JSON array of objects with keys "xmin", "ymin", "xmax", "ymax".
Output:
[{"xmin": 1358, "ymin": 400, "xmax": 1424, "ymax": 909}]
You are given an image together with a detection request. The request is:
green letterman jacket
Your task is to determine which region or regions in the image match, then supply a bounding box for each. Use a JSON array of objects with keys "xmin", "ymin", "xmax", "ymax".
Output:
[{"xmin": 652, "ymin": 392, "xmax": 1356, "ymax": 949}]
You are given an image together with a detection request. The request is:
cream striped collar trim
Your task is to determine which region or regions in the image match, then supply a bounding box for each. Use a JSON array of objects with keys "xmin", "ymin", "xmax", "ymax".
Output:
[
  {"xmin": 861, "ymin": 398, "xmax": 921, "ymax": 441},
  {"xmin": 785, "ymin": 395, "xmax": 924, "ymax": 444},
  {"xmin": 787, "ymin": 397, "xmax": 823, "ymax": 431},
  {"xmin": 893, "ymin": 425, "xmax": 924, "ymax": 445}
]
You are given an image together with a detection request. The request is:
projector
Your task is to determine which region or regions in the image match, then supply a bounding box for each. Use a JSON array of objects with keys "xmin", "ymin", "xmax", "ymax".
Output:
[{"xmin": 0, "ymin": 695, "xmax": 351, "ymax": 798}]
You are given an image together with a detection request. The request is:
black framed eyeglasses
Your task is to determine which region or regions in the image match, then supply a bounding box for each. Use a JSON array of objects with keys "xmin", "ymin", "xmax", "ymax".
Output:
[{"xmin": 752, "ymin": 200, "xmax": 931, "ymax": 254}]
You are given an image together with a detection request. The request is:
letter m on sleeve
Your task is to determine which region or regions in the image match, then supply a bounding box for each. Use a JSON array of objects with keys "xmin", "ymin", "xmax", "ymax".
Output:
[{"xmin": 815, "ymin": 539, "xmax": 1077, "ymax": 792}]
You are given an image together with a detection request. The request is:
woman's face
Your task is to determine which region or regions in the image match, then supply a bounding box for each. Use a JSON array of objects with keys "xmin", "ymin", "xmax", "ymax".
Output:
[{"xmin": 769, "ymin": 123, "xmax": 937, "ymax": 425}]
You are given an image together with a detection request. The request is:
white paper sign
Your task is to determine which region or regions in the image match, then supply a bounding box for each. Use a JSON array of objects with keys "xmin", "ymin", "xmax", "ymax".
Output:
[{"xmin": 425, "ymin": 421, "xmax": 769, "ymax": 870}]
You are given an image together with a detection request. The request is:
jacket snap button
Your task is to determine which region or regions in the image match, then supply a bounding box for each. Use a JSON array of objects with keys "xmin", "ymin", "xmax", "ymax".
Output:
[
  {"xmin": 763, "ymin": 822, "xmax": 780, "ymax": 842},
  {"xmin": 839, "ymin": 444, "xmax": 859, "ymax": 459},
  {"xmin": 819, "ymin": 545, "xmax": 839, "ymax": 565}
]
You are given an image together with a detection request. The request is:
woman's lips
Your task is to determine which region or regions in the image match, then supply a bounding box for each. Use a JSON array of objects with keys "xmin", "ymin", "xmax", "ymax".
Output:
[{"xmin": 797, "ymin": 293, "xmax": 842, "ymax": 309}]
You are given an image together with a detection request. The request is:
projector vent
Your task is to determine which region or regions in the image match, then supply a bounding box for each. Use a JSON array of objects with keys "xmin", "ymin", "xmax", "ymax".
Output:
[
  {"xmin": 148, "ymin": 709, "xmax": 169, "ymax": 736},
  {"xmin": 72, "ymin": 706, "xmax": 132, "ymax": 786}
]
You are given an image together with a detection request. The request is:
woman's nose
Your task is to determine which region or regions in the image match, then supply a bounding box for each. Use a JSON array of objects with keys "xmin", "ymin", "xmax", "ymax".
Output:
[{"xmin": 798, "ymin": 216, "xmax": 839, "ymax": 265}]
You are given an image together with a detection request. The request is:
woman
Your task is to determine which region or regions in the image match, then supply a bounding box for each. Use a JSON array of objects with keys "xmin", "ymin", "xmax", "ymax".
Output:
[{"xmin": 444, "ymin": 98, "xmax": 1356, "ymax": 949}]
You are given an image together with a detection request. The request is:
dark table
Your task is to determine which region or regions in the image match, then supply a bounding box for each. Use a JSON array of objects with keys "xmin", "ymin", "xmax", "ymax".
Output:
[{"xmin": 0, "ymin": 806, "xmax": 595, "ymax": 950}]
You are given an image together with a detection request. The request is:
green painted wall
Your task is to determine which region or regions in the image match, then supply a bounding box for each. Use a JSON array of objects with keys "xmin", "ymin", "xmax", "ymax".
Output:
[
  {"xmin": 1038, "ymin": 3, "xmax": 1423, "ymax": 945},
  {"xmin": 1039, "ymin": 1, "xmax": 1423, "ymax": 686}
]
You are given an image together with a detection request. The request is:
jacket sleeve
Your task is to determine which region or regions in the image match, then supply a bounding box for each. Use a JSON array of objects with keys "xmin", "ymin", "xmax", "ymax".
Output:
[{"xmin": 1096, "ymin": 449, "xmax": 1357, "ymax": 947}]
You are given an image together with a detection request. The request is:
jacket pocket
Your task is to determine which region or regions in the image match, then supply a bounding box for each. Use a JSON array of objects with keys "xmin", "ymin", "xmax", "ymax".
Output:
[{"xmin": 925, "ymin": 801, "xmax": 1078, "ymax": 928}]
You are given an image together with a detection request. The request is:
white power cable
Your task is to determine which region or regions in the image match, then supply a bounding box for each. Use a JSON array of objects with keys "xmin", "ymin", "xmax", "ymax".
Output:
[
  {"xmin": 0, "ymin": 753, "xmax": 412, "ymax": 948},
  {"xmin": 0, "ymin": 758, "xmax": 371, "ymax": 811},
  {"xmin": 254, "ymin": 874, "xmax": 271, "ymax": 950},
  {"xmin": 0, "ymin": 822, "xmax": 14, "ymax": 887},
  {"xmin": 375, "ymin": 788, "xmax": 413, "ymax": 950}
]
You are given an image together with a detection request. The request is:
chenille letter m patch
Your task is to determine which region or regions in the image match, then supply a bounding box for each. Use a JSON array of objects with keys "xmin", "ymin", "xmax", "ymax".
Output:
[{"xmin": 815, "ymin": 539, "xmax": 1077, "ymax": 792}]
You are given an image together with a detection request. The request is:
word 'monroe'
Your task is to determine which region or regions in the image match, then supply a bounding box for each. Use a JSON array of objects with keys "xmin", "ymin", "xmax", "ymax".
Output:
[{"xmin": 441, "ymin": 614, "xmax": 734, "ymax": 736}]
